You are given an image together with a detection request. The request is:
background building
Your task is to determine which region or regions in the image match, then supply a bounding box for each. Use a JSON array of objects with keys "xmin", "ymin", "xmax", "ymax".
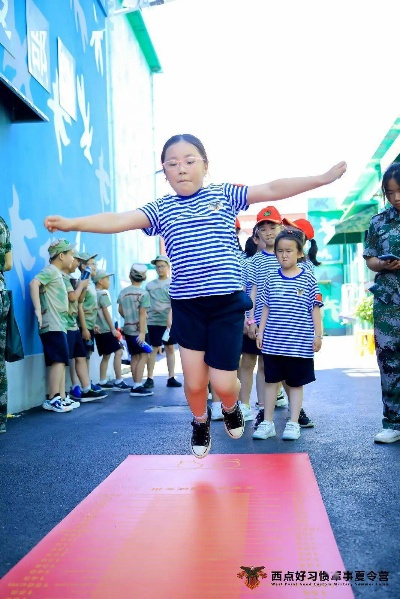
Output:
[{"xmin": 0, "ymin": 0, "xmax": 160, "ymax": 412}]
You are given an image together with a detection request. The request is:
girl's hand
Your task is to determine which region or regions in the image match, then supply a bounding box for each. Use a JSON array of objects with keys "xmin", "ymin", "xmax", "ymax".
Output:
[
  {"xmin": 256, "ymin": 332, "xmax": 263, "ymax": 350},
  {"xmin": 44, "ymin": 215, "xmax": 73, "ymax": 233},
  {"xmin": 94, "ymin": 325, "xmax": 100, "ymax": 334},
  {"xmin": 313, "ymin": 337, "xmax": 322, "ymax": 352},
  {"xmin": 81, "ymin": 328, "xmax": 91, "ymax": 341},
  {"xmin": 322, "ymin": 161, "xmax": 347, "ymax": 184},
  {"xmin": 248, "ymin": 323, "xmax": 258, "ymax": 340},
  {"xmin": 136, "ymin": 333, "xmax": 145, "ymax": 344}
]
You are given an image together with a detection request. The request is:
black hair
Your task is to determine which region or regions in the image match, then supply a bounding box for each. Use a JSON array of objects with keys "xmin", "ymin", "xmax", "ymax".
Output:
[
  {"xmin": 244, "ymin": 236, "xmax": 258, "ymax": 258},
  {"xmin": 307, "ymin": 238, "xmax": 321, "ymax": 266},
  {"xmin": 161, "ymin": 134, "xmax": 209, "ymax": 166},
  {"xmin": 274, "ymin": 228, "xmax": 305, "ymax": 256},
  {"xmin": 381, "ymin": 162, "xmax": 400, "ymax": 199}
]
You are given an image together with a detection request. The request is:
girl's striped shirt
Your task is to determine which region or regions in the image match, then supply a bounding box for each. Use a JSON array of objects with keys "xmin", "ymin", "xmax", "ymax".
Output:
[
  {"xmin": 140, "ymin": 183, "xmax": 248, "ymax": 299},
  {"xmin": 247, "ymin": 250, "xmax": 280, "ymax": 324},
  {"xmin": 259, "ymin": 267, "xmax": 323, "ymax": 358}
]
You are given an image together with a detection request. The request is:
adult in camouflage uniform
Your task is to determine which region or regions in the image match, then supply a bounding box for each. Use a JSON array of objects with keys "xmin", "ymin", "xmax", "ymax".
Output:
[
  {"xmin": 364, "ymin": 162, "xmax": 400, "ymax": 443},
  {"xmin": 0, "ymin": 216, "xmax": 12, "ymax": 433}
]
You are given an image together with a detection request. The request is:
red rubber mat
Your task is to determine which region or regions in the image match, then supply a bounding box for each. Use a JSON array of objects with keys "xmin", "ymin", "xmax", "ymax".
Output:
[{"xmin": 0, "ymin": 454, "xmax": 354, "ymax": 598}]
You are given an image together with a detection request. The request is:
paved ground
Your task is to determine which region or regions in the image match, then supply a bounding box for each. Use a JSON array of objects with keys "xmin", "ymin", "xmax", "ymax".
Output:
[{"xmin": 1, "ymin": 336, "xmax": 399, "ymax": 598}]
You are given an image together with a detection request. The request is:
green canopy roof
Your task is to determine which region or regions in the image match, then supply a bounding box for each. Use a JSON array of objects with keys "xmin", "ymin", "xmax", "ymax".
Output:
[{"xmin": 326, "ymin": 201, "xmax": 378, "ymax": 245}]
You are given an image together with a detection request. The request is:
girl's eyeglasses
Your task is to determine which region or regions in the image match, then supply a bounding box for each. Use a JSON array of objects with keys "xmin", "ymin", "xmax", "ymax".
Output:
[{"xmin": 162, "ymin": 157, "xmax": 205, "ymax": 171}]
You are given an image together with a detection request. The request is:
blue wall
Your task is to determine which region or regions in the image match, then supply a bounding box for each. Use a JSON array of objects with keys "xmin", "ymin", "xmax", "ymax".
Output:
[{"xmin": 0, "ymin": 0, "xmax": 114, "ymax": 356}]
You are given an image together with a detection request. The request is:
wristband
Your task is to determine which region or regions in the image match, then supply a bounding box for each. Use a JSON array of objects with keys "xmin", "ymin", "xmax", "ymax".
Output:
[
  {"xmin": 314, "ymin": 335, "xmax": 323, "ymax": 338},
  {"xmin": 246, "ymin": 319, "xmax": 256, "ymax": 325}
]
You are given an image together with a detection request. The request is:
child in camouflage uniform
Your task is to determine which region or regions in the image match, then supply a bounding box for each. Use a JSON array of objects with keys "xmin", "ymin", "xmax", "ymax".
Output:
[
  {"xmin": 364, "ymin": 162, "xmax": 400, "ymax": 443},
  {"xmin": 117, "ymin": 263, "xmax": 152, "ymax": 397},
  {"xmin": 0, "ymin": 216, "xmax": 12, "ymax": 433},
  {"xmin": 29, "ymin": 239, "xmax": 75, "ymax": 413}
]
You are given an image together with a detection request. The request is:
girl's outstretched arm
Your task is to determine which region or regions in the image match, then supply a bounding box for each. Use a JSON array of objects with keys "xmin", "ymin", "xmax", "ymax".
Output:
[
  {"xmin": 247, "ymin": 161, "xmax": 347, "ymax": 205},
  {"xmin": 44, "ymin": 209, "xmax": 151, "ymax": 234}
]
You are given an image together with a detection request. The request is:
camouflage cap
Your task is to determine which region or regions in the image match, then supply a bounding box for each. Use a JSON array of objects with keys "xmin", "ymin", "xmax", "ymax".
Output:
[
  {"xmin": 48, "ymin": 239, "xmax": 76, "ymax": 258},
  {"xmin": 79, "ymin": 251, "xmax": 98, "ymax": 262},
  {"xmin": 93, "ymin": 269, "xmax": 114, "ymax": 283},
  {"xmin": 130, "ymin": 263, "xmax": 147, "ymax": 282}
]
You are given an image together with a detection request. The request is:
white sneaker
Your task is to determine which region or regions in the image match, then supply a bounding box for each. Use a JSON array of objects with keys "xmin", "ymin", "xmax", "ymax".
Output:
[
  {"xmin": 211, "ymin": 402, "xmax": 223, "ymax": 420},
  {"xmin": 62, "ymin": 396, "xmax": 80, "ymax": 410},
  {"xmin": 374, "ymin": 429, "xmax": 400, "ymax": 443},
  {"xmin": 282, "ymin": 421, "xmax": 301, "ymax": 440},
  {"xmin": 275, "ymin": 391, "xmax": 289, "ymax": 408},
  {"xmin": 252, "ymin": 420, "xmax": 276, "ymax": 440},
  {"xmin": 42, "ymin": 396, "xmax": 68, "ymax": 413},
  {"xmin": 239, "ymin": 402, "xmax": 253, "ymax": 421}
]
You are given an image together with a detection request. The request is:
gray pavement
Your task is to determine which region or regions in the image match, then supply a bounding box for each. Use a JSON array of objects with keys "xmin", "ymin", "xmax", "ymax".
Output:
[{"xmin": 0, "ymin": 336, "xmax": 399, "ymax": 598}]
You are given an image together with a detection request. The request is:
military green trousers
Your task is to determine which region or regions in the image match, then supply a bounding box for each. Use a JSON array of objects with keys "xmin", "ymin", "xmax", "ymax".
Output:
[
  {"xmin": 0, "ymin": 290, "xmax": 10, "ymax": 431},
  {"xmin": 374, "ymin": 300, "xmax": 400, "ymax": 430}
]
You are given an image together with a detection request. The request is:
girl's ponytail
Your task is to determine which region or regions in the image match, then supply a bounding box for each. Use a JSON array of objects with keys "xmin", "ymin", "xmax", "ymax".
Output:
[{"xmin": 308, "ymin": 238, "xmax": 321, "ymax": 266}]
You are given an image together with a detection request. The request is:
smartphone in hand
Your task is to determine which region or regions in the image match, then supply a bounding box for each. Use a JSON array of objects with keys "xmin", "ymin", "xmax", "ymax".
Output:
[{"xmin": 378, "ymin": 254, "xmax": 400, "ymax": 262}]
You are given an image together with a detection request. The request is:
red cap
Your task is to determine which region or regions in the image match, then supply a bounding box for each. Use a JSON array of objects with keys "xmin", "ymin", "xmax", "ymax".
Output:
[
  {"xmin": 293, "ymin": 218, "xmax": 315, "ymax": 240},
  {"xmin": 282, "ymin": 216, "xmax": 297, "ymax": 228},
  {"xmin": 235, "ymin": 217, "xmax": 241, "ymax": 229},
  {"xmin": 256, "ymin": 206, "xmax": 282, "ymax": 225}
]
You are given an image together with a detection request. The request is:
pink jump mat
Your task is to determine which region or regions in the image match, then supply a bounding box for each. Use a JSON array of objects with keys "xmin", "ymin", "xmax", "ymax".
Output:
[{"xmin": 0, "ymin": 454, "xmax": 354, "ymax": 598}]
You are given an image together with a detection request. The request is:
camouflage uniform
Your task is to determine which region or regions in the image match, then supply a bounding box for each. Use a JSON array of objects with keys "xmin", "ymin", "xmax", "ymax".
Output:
[
  {"xmin": 364, "ymin": 205, "xmax": 400, "ymax": 431},
  {"xmin": 0, "ymin": 217, "xmax": 11, "ymax": 432}
]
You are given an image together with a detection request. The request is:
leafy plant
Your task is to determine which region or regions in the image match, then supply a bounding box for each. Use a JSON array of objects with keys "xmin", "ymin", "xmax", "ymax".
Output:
[{"xmin": 355, "ymin": 294, "xmax": 373, "ymax": 325}]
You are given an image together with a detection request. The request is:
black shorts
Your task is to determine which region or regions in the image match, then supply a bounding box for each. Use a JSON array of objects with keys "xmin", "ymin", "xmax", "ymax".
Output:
[
  {"xmin": 79, "ymin": 328, "xmax": 95, "ymax": 358},
  {"xmin": 40, "ymin": 331, "xmax": 69, "ymax": 366},
  {"xmin": 125, "ymin": 333, "xmax": 151, "ymax": 356},
  {"xmin": 262, "ymin": 354, "xmax": 315, "ymax": 387},
  {"xmin": 147, "ymin": 324, "xmax": 176, "ymax": 347},
  {"xmin": 95, "ymin": 331, "xmax": 121, "ymax": 356},
  {"xmin": 170, "ymin": 290, "xmax": 253, "ymax": 371},
  {"xmin": 242, "ymin": 334, "xmax": 261, "ymax": 356},
  {"xmin": 67, "ymin": 329, "xmax": 87, "ymax": 360}
]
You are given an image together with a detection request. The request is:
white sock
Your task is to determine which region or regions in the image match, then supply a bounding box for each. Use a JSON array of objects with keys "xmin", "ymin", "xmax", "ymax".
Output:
[
  {"xmin": 115, "ymin": 378, "xmax": 123, "ymax": 384},
  {"xmin": 132, "ymin": 382, "xmax": 140, "ymax": 388},
  {"xmin": 82, "ymin": 386, "xmax": 90, "ymax": 393},
  {"xmin": 99, "ymin": 379, "xmax": 107, "ymax": 385}
]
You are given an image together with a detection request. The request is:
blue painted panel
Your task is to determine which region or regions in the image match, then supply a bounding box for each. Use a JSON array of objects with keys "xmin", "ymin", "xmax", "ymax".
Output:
[{"xmin": 0, "ymin": 0, "xmax": 113, "ymax": 356}]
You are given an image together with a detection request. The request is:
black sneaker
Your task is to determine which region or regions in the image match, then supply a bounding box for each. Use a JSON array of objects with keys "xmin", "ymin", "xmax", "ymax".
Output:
[
  {"xmin": 80, "ymin": 389, "xmax": 108, "ymax": 402},
  {"xmin": 143, "ymin": 377, "xmax": 154, "ymax": 389},
  {"xmin": 221, "ymin": 402, "xmax": 245, "ymax": 439},
  {"xmin": 166, "ymin": 377, "xmax": 182, "ymax": 388},
  {"xmin": 253, "ymin": 408, "xmax": 264, "ymax": 430},
  {"xmin": 298, "ymin": 408, "xmax": 315, "ymax": 428},
  {"xmin": 130, "ymin": 386, "xmax": 154, "ymax": 397},
  {"xmin": 191, "ymin": 407, "xmax": 212, "ymax": 459}
]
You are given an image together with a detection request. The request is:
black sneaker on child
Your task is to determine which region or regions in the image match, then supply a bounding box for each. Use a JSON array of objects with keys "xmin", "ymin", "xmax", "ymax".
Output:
[
  {"xmin": 253, "ymin": 408, "xmax": 264, "ymax": 430},
  {"xmin": 298, "ymin": 408, "xmax": 315, "ymax": 428},
  {"xmin": 191, "ymin": 407, "xmax": 212, "ymax": 459},
  {"xmin": 80, "ymin": 389, "xmax": 108, "ymax": 402},
  {"xmin": 166, "ymin": 377, "xmax": 182, "ymax": 388},
  {"xmin": 222, "ymin": 402, "xmax": 245, "ymax": 439},
  {"xmin": 130, "ymin": 386, "xmax": 154, "ymax": 397},
  {"xmin": 143, "ymin": 377, "xmax": 154, "ymax": 389}
]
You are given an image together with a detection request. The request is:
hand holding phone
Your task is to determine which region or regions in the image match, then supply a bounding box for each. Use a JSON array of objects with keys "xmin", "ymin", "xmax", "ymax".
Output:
[{"xmin": 378, "ymin": 254, "xmax": 400, "ymax": 262}]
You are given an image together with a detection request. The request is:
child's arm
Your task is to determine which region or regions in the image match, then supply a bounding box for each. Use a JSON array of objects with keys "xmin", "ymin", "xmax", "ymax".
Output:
[
  {"xmin": 247, "ymin": 284, "xmax": 258, "ymax": 339},
  {"xmin": 44, "ymin": 209, "xmax": 151, "ymax": 234},
  {"xmin": 77, "ymin": 304, "xmax": 91, "ymax": 340},
  {"xmin": 29, "ymin": 279, "xmax": 43, "ymax": 328},
  {"xmin": 256, "ymin": 305, "xmax": 269, "ymax": 349},
  {"xmin": 137, "ymin": 307, "xmax": 147, "ymax": 344},
  {"xmin": 102, "ymin": 306, "xmax": 118, "ymax": 337},
  {"xmin": 247, "ymin": 162, "xmax": 347, "ymax": 205},
  {"xmin": 68, "ymin": 279, "xmax": 89, "ymax": 302},
  {"xmin": 312, "ymin": 306, "xmax": 323, "ymax": 352},
  {"xmin": 166, "ymin": 307, "xmax": 172, "ymax": 330},
  {"xmin": 118, "ymin": 304, "xmax": 124, "ymax": 317}
]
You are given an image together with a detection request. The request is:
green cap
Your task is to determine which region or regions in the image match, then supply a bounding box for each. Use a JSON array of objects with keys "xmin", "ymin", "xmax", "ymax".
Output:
[
  {"xmin": 79, "ymin": 251, "xmax": 98, "ymax": 262},
  {"xmin": 48, "ymin": 239, "xmax": 76, "ymax": 259},
  {"xmin": 151, "ymin": 254, "xmax": 170, "ymax": 266},
  {"xmin": 93, "ymin": 269, "xmax": 114, "ymax": 283}
]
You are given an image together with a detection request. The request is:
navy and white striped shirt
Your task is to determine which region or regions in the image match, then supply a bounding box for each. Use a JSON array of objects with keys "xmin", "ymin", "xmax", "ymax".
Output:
[
  {"xmin": 140, "ymin": 183, "xmax": 249, "ymax": 299},
  {"xmin": 248, "ymin": 251, "xmax": 280, "ymax": 324},
  {"xmin": 259, "ymin": 268, "xmax": 323, "ymax": 358}
]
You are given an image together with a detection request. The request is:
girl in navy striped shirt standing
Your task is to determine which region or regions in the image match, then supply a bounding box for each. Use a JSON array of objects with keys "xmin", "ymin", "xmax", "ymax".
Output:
[
  {"xmin": 45, "ymin": 134, "xmax": 345, "ymax": 458},
  {"xmin": 254, "ymin": 228, "xmax": 323, "ymax": 441}
]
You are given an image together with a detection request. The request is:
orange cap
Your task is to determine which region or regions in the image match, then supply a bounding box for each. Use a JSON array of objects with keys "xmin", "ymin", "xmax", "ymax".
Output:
[
  {"xmin": 256, "ymin": 206, "xmax": 282, "ymax": 225},
  {"xmin": 293, "ymin": 218, "xmax": 315, "ymax": 240}
]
